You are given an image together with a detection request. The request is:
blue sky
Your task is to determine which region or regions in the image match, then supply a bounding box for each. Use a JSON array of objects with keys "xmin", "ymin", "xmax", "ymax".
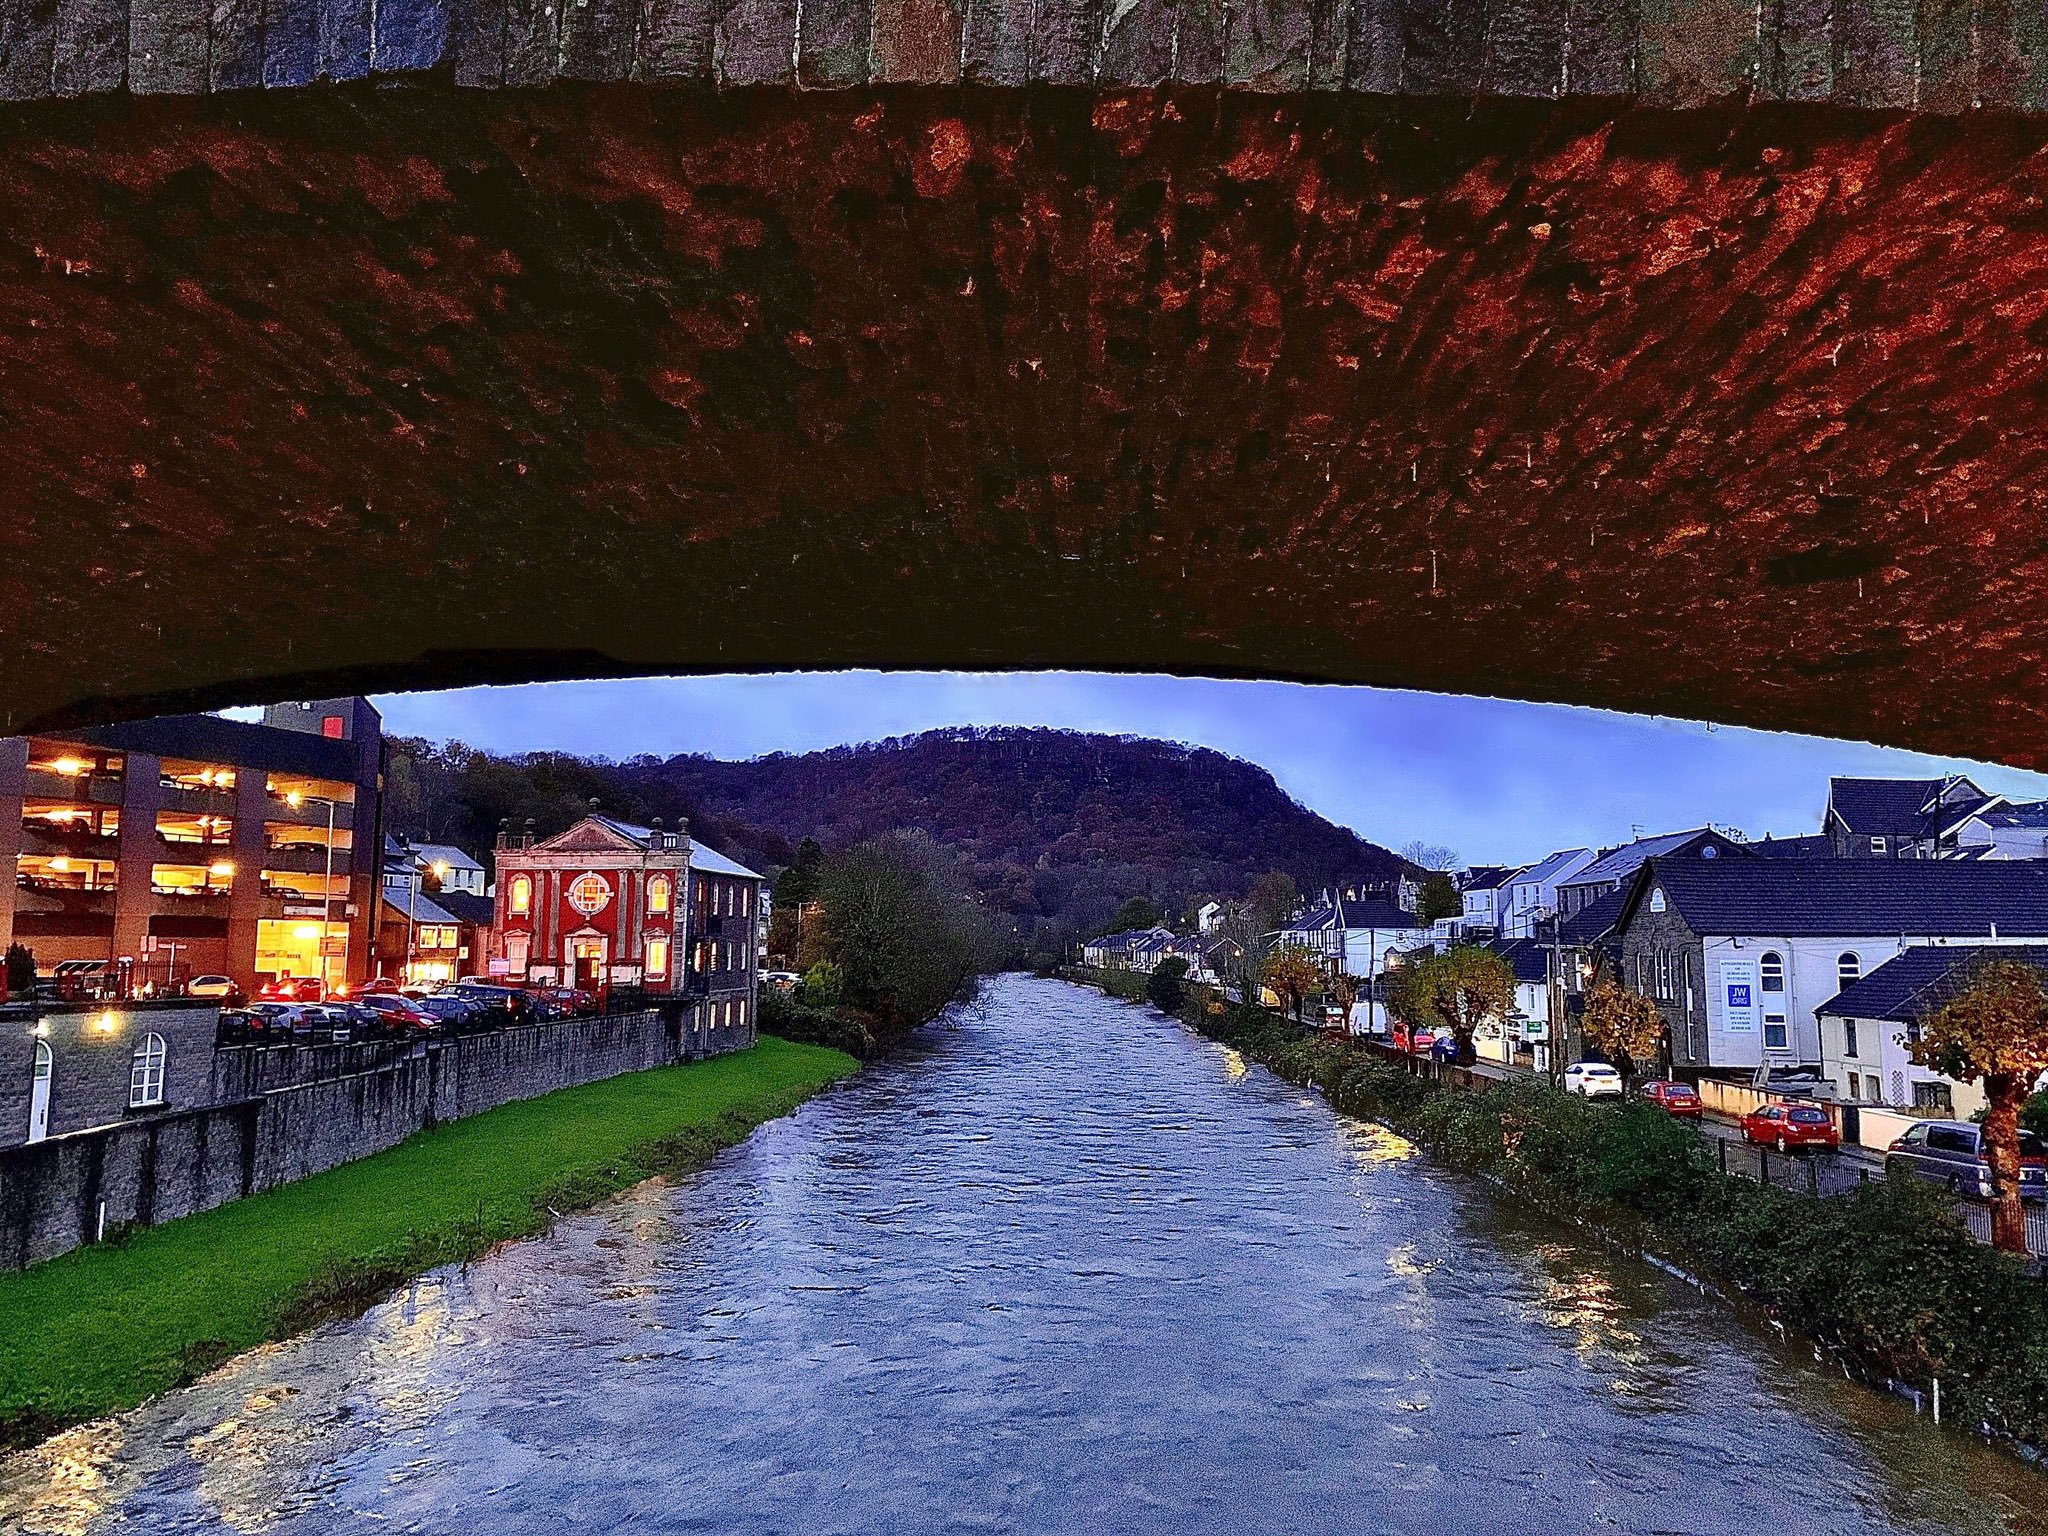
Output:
[{"xmin": 361, "ymin": 673, "xmax": 2048, "ymax": 866}]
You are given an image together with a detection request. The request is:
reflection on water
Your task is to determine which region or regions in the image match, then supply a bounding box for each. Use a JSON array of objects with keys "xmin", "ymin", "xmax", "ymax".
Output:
[{"xmin": 3, "ymin": 974, "xmax": 2044, "ymax": 1536}]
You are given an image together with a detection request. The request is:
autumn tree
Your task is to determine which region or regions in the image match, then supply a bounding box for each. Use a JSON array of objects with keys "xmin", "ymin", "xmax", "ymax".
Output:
[
  {"xmin": 1580, "ymin": 979, "xmax": 1667, "ymax": 1087},
  {"xmin": 1212, "ymin": 903, "xmax": 1273, "ymax": 1009},
  {"xmin": 1261, "ymin": 944, "xmax": 1323, "ymax": 1021},
  {"xmin": 1248, "ymin": 870, "xmax": 1301, "ymax": 932},
  {"xmin": 1395, "ymin": 945, "xmax": 1515, "ymax": 1065},
  {"xmin": 1907, "ymin": 958, "xmax": 2048, "ymax": 1255},
  {"xmin": 1326, "ymin": 972, "xmax": 1362, "ymax": 1035},
  {"xmin": 1106, "ymin": 895, "xmax": 1163, "ymax": 934}
]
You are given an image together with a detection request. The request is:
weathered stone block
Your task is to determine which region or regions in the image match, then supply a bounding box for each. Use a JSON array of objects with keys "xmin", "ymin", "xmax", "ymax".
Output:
[
  {"xmin": 1981, "ymin": 0, "xmax": 2048, "ymax": 111},
  {"xmin": 714, "ymin": 0, "xmax": 794, "ymax": 82},
  {"xmin": 209, "ymin": 0, "xmax": 262, "ymax": 87},
  {"xmin": 1762, "ymin": 0, "xmax": 1829, "ymax": 102},
  {"xmin": 3, "ymin": 0, "xmax": 59, "ymax": 100},
  {"xmin": 1031, "ymin": 0, "xmax": 1097, "ymax": 82},
  {"xmin": 1915, "ymin": 0, "xmax": 1974, "ymax": 113},
  {"xmin": 381, "ymin": 0, "xmax": 451, "ymax": 71},
  {"xmin": 1563, "ymin": 0, "xmax": 1634, "ymax": 94},
  {"xmin": 559, "ymin": 0, "xmax": 632, "ymax": 76},
  {"xmin": 1834, "ymin": 0, "xmax": 1914, "ymax": 108},
  {"xmin": 263, "ymin": 0, "xmax": 320, "ymax": 84},
  {"xmin": 1177, "ymin": 0, "xmax": 1227, "ymax": 81},
  {"xmin": 51, "ymin": 0, "xmax": 126, "ymax": 93},
  {"xmin": 1344, "ymin": 0, "xmax": 1402, "ymax": 91},
  {"xmin": 1402, "ymin": 0, "xmax": 1484, "ymax": 93},
  {"xmin": 635, "ymin": 0, "xmax": 714, "ymax": 77},
  {"xmin": 1306, "ymin": 0, "xmax": 1347, "ymax": 86},
  {"xmin": 1228, "ymin": 0, "xmax": 1313, "ymax": 87},
  {"xmin": 1636, "ymin": 0, "xmax": 1754, "ymax": 106},
  {"xmin": 798, "ymin": 0, "xmax": 871, "ymax": 84},
  {"xmin": 502, "ymin": 0, "xmax": 558, "ymax": 85},
  {"xmin": 127, "ymin": 0, "xmax": 204, "ymax": 91},
  {"xmin": 451, "ymin": 0, "xmax": 507, "ymax": 83},
  {"xmin": 318, "ymin": 0, "xmax": 371, "ymax": 78},
  {"xmin": 1482, "ymin": 0, "xmax": 1563, "ymax": 97},
  {"xmin": 874, "ymin": 0, "xmax": 961, "ymax": 80},
  {"xmin": 1097, "ymin": 0, "xmax": 1170, "ymax": 85}
]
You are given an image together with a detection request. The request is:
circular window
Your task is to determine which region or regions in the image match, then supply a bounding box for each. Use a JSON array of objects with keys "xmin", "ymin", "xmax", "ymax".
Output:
[{"xmin": 567, "ymin": 873, "xmax": 613, "ymax": 916}]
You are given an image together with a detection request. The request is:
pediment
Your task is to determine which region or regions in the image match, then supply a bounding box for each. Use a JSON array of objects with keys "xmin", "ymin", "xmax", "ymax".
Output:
[{"xmin": 534, "ymin": 817, "xmax": 642, "ymax": 855}]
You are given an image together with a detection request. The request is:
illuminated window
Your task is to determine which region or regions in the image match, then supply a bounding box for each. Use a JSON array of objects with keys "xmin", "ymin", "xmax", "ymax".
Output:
[
  {"xmin": 509, "ymin": 875, "xmax": 531, "ymax": 916},
  {"xmin": 646, "ymin": 937, "xmax": 670, "ymax": 977},
  {"xmin": 648, "ymin": 876, "xmax": 671, "ymax": 915},
  {"xmin": 130, "ymin": 1033, "xmax": 166, "ymax": 1108},
  {"xmin": 568, "ymin": 874, "xmax": 612, "ymax": 916}
]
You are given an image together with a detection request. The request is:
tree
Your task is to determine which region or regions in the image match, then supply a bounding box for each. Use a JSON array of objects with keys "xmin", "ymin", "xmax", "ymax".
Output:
[
  {"xmin": 1106, "ymin": 895, "xmax": 1162, "ymax": 934},
  {"xmin": 3, "ymin": 943, "xmax": 34, "ymax": 999},
  {"xmin": 1261, "ymin": 944, "xmax": 1322, "ymax": 1021},
  {"xmin": 1146, "ymin": 957, "xmax": 1191, "ymax": 1014},
  {"xmin": 1907, "ymin": 958, "xmax": 2048, "ymax": 1254},
  {"xmin": 1416, "ymin": 873, "xmax": 1461, "ymax": 925},
  {"xmin": 1326, "ymin": 971, "xmax": 1361, "ymax": 1034},
  {"xmin": 1248, "ymin": 870, "xmax": 1300, "ymax": 932},
  {"xmin": 1211, "ymin": 903, "xmax": 1273, "ymax": 1009},
  {"xmin": 774, "ymin": 837, "xmax": 825, "ymax": 912},
  {"xmin": 1580, "ymin": 979, "xmax": 1666, "ymax": 1087},
  {"xmin": 1399, "ymin": 841, "xmax": 1459, "ymax": 872},
  {"xmin": 1395, "ymin": 945, "xmax": 1515, "ymax": 1065}
]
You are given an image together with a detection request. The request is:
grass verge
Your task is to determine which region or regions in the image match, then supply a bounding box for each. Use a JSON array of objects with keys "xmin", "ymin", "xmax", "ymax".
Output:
[{"xmin": 0, "ymin": 1035, "xmax": 857, "ymax": 1447}]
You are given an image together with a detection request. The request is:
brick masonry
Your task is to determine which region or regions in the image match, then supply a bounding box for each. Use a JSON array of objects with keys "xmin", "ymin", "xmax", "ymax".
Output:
[
  {"xmin": 0, "ymin": 1001, "xmax": 756, "ymax": 1269},
  {"xmin": 3, "ymin": 0, "xmax": 2048, "ymax": 109}
]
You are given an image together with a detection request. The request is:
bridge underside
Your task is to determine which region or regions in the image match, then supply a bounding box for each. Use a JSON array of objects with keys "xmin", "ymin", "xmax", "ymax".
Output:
[{"xmin": 4, "ymin": 86, "xmax": 2048, "ymax": 763}]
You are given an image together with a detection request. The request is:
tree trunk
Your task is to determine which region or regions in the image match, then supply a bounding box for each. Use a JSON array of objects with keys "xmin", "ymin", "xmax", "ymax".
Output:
[{"xmin": 1983, "ymin": 1075, "xmax": 2031, "ymax": 1255}]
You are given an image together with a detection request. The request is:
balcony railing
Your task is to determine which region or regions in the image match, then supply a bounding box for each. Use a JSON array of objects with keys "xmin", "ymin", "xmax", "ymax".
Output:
[
  {"xmin": 23, "ymin": 768, "xmax": 122, "ymax": 804},
  {"xmin": 261, "ymin": 844, "xmax": 354, "ymax": 876}
]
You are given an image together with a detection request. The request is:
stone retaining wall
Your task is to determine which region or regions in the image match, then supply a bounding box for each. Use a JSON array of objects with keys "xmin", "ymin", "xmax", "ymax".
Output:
[
  {"xmin": 3, "ymin": 0, "xmax": 2047, "ymax": 111},
  {"xmin": 0, "ymin": 1001, "xmax": 755, "ymax": 1269}
]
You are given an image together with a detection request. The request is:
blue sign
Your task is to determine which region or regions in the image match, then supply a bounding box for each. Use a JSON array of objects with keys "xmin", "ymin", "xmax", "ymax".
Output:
[{"xmin": 1727, "ymin": 984, "xmax": 1751, "ymax": 1009}]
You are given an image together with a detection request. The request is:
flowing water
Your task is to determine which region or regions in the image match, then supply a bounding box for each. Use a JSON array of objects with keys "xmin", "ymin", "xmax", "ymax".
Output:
[{"xmin": 5, "ymin": 975, "xmax": 2045, "ymax": 1535}]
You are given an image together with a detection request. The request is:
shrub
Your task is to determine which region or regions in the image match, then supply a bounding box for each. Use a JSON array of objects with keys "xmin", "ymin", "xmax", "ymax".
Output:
[
  {"xmin": 3, "ymin": 943, "xmax": 33, "ymax": 998},
  {"xmin": 1146, "ymin": 958, "xmax": 1190, "ymax": 1014}
]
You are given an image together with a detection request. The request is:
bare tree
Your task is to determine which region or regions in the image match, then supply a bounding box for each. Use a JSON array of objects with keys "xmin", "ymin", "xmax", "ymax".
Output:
[{"xmin": 1399, "ymin": 840, "xmax": 1460, "ymax": 872}]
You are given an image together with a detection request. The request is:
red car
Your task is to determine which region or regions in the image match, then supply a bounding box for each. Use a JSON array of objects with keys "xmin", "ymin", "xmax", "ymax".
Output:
[
  {"xmin": 1639, "ymin": 1080, "xmax": 1704, "ymax": 1118},
  {"xmin": 358, "ymin": 993, "xmax": 442, "ymax": 1035},
  {"xmin": 1741, "ymin": 1102, "xmax": 1840, "ymax": 1152},
  {"xmin": 1390, "ymin": 1023, "xmax": 1439, "ymax": 1056},
  {"xmin": 258, "ymin": 976, "xmax": 326, "ymax": 1003}
]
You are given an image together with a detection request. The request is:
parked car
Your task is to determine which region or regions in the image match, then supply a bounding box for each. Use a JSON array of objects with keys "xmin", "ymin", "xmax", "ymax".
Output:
[
  {"xmin": 439, "ymin": 982, "xmax": 534, "ymax": 1023},
  {"xmin": 258, "ymin": 976, "xmax": 326, "ymax": 1004},
  {"xmin": 215, "ymin": 1008, "xmax": 286, "ymax": 1046},
  {"xmin": 289, "ymin": 1004, "xmax": 373, "ymax": 1045},
  {"xmin": 1429, "ymin": 1032, "xmax": 1460, "ymax": 1062},
  {"xmin": 245, "ymin": 1001, "xmax": 304, "ymax": 1039},
  {"xmin": 416, "ymin": 994, "xmax": 495, "ymax": 1035},
  {"xmin": 1741, "ymin": 1102, "xmax": 1840, "ymax": 1152},
  {"xmin": 763, "ymin": 971, "xmax": 801, "ymax": 993},
  {"xmin": 1563, "ymin": 1062, "xmax": 1624, "ymax": 1099},
  {"xmin": 1390, "ymin": 1023, "xmax": 1437, "ymax": 1055},
  {"xmin": 1638, "ymin": 1080, "xmax": 1704, "ymax": 1118},
  {"xmin": 1886, "ymin": 1119, "xmax": 2048, "ymax": 1202},
  {"xmin": 358, "ymin": 993, "xmax": 442, "ymax": 1036},
  {"xmin": 184, "ymin": 974, "xmax": 240, "ymax": 1000}
]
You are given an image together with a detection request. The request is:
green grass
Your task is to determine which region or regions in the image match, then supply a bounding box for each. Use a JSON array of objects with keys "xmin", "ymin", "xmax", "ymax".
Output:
[{"xmin": 0, "ymin": 1035, "xmax": 857, "ymax": 1444}]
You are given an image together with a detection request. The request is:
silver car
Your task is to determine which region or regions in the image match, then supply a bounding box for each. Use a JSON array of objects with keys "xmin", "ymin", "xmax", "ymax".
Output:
[{"xmin": 1885, "ymin": 1119, "xmax": 2048, "ymax": 1202}]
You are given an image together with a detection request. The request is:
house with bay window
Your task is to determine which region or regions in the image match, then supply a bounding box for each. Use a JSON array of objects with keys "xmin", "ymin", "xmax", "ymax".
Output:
[
  {"xmin": 491, "ymin": 816, "xmax": 763, "ymax": 1028},
  {"xmin": 1609, "ymin": 858, "xmax": 2048, "ymax": 1083}
]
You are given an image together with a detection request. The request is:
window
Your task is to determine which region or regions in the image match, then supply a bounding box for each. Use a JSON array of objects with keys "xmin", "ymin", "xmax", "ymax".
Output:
[
  {"xmin": 509, "ymin": 875, "xmax": 531, "ymax": 916},
  {"xmin": 1655, "ymin": 952, "xmax": 1670, "ymax": 999},
  {"xmin": 1914, "ymin": 1081, "xmax": 1954, "ymax": 1113},
  {"xmin": 1843, "ymin": 1019, "xmax": 1859, "ymax": 1058},
  {"xmin": 740, "ymin": 887, "xmax": 751, "ymax": 917},
  {"xmin": 1763, "ymin": 1013, "xmax": 1788, "ymax": 1051},
  {"xmin": 130, "ymin": 1033, "xmax": 166, "ymax": 1108},
  {"xmin": 1837, "ymin": 952, "xmax": 1861, "ymax": 991},
  {"xmin": 648, "ymin": 875, "xmax": 671, "ymax": 915},
  {"xmin": 645, "ymin": 936, "xmax": 670, "ymax": 978},
  {"xmin": 1870, "ymin": 836, "xmax": 1887, "ymax": 855},
  {"xmin": 567, "ymin": 873, "xmax": 612, "ymax": 916},
  {"xmin": 1846, "ymin": 1072, "xmax": 1861, "ymax": 1100},
  {"xmin": 1760, "ymin": 952, "xmax": 1784, "ymax": 993}
]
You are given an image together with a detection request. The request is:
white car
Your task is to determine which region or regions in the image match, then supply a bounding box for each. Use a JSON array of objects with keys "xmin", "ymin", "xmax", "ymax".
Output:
[
  {"xmin": 1563, "ymin": 1062, "xmax": 1624, "ymax": 1100},
  {"xmin": 186, "ymin": 975, "xmax": 238, "ymax": 998}
]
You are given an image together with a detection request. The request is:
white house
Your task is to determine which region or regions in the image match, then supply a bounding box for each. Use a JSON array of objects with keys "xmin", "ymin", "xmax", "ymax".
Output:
[
  {"xmin": 1501, "ymin": 848, "xmax": 1595, "ymax": 938},
  {"xmin": 1271, "ymin": 894, "xmax": 1433, "ymax": 1035},
  {"xmin": 1455, "ymin": 866, "xmax": 1518, "ymax": 939},
  {"xmin": 1953, "ymin": 801, "xmax": 2048, "ymax": 860}
]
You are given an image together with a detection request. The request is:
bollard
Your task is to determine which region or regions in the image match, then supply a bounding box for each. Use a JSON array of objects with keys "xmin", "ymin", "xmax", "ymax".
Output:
[
  {"xmin": 1718, "ymin": 1138, "xmax": 1727, "ymax": 1174},
  {"xmin": 1760, "ymin": 1146, "xmax": 1770, "ymax": 1186}
]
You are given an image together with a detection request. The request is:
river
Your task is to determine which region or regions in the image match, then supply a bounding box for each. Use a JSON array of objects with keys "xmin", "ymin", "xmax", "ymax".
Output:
[{"xmin": 4, "ymin": 974, "xmax": 2044, "ymax": 1535}]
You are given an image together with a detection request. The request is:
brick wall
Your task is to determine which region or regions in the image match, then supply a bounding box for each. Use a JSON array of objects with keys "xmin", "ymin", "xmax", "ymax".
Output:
[{"xmin": 0, "ymin": 1001, "xmax": 753, "ymax": 1270}]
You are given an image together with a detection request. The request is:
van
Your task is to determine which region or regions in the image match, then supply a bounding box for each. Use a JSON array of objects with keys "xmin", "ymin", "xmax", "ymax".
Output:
[{"xmin": 1886, "ymin": 1119, "xmax": 2048, "ymax": 1202}]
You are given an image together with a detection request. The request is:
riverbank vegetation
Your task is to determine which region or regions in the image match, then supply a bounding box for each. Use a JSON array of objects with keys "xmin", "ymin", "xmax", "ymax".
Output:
[
  {"xmin": 0, "ymin": 1037, "xmax": 857, "ymax": 1448},
  {"xmin": 761, "ymin": 833, "xmax": 1001, "ymax": 1057},
  {"xmin": 1070, "ymin": 967, "xmax": 2048, "ymax": 1453}
]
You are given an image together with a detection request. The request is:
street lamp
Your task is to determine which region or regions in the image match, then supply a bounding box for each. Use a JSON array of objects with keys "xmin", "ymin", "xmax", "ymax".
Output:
[{"xmin": 284, "ymin": 789, "xmax": 349, "ymax": 990}]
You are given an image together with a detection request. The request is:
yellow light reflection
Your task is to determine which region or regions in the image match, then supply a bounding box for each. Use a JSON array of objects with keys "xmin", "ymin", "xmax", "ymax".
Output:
[{"xmin": 0, "ymin": 1418, "xmax": 123, "ymax": 1536}]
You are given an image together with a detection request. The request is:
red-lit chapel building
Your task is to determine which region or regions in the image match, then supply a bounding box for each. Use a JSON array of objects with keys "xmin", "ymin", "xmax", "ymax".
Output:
[{"xmin": 491, "ymin": 816, "xmax": 763, "ymax": 1021}]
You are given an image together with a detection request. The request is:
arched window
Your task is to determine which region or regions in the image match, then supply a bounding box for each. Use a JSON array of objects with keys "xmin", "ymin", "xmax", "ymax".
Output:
[
  {"xmin": 130, "ymin": 1032, "xmax": 166, "ymax": 1108},
  {"xmin": 1760, "ymin": 952, "xmax": 1784, "ymax": 993},
  {"xmin": 1837, "ymin": 952, "xmax": 1861, "ymax": 991},
  {"xmin": 648, "ymin": 875, "xmax": 671, "ymax": 915},
  {"xmin": 509, "ymin": 875, "xmax": 531, "ymax": 916}
]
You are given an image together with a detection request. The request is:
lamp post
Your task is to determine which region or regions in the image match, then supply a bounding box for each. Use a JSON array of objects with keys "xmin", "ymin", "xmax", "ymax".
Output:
[{"xmin": 285, "ymin": 789, "xmax": 348, "ymax": 991}]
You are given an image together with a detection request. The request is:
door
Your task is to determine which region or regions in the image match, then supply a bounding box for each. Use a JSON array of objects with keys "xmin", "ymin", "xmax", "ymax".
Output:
[
  {"xmin": 572, "ymin": 938, "xmax": 605, "ymax": 991},
  {"xmin": 28, "ymin": 1040, "xmax": 52, "ymax": 1143}
]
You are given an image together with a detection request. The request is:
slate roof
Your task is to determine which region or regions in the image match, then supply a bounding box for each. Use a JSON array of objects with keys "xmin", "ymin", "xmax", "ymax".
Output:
[
  {"xmin": 383, "ymin": 889, "xmax": 458, "ymax": 926},
  {"xmin": 588, "ymin": 816, "xmax": 764, "ymax": 880},
  {"xmin": 1628, "ymin": 857, "xmax": 2048, "ymax": 939},
  {"xmin": 433, "ymin": 890, "xmax": 496, "ymax": 927},
  {"xmin": 1827, "ymin": 776, "xmax": 1996, "ymax": 839},
  {"xmin": 1751, "ymin": 833, "xmax": 1834, "ymax": 859},
  {"xmin": 1492, "ymin": 938, "xmax": 1550, "ymax": 985},
  {"xmin": 1566, "ymin": 829, "xmax": 1733, "ymax": 890},
  {"xmin": 1461, "ymin": 865, "xmax": 1518, "ymax": 892},
  {"xmin": 409, "ymin": 842, "xmax": 483, "ymax": 873},
  {"xmin": 1555, "ymin": 885, "xmax": 1628, "ymax": 946},
  {"xmin": 1287, "ymin": 894, "xmax": 1425, "ymax": 933},
  {"xmin": 1510, "ymin": 848, "xmax": 1594, "ymax": 888},
  {"xmin": 1818, "ymin": 945, "xmax": 2048, "ymax": 1022},
  {"xmin": 1968, "ymin": 800, "xmax": 2048, "ymax": 830}
]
